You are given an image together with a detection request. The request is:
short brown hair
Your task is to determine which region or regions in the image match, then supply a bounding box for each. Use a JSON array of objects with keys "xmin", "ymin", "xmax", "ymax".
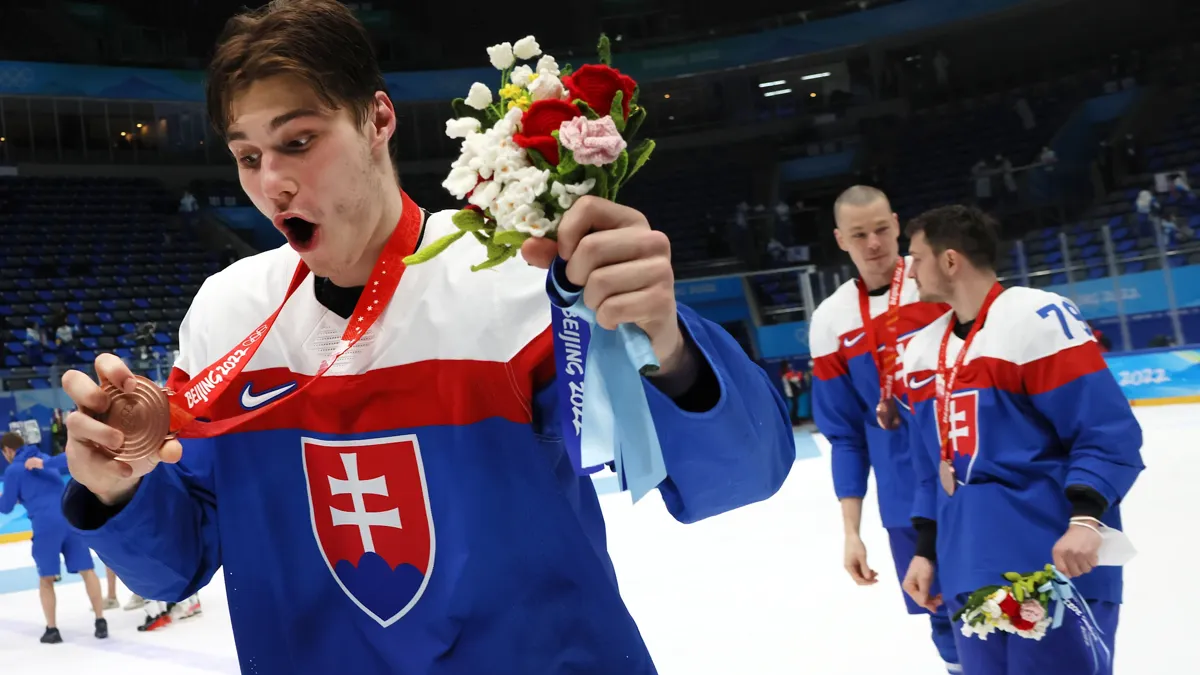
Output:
[
  {"xmin": 904, "ymin": 205, "xmax": 1000, "ymax": 271},
  {"xmin": 206, "ymin": 0, "xmax": 387, "ymax": 142},
  {"xmin": 1, "ymin": 432, "xmax": 23, "ymax": 451}
]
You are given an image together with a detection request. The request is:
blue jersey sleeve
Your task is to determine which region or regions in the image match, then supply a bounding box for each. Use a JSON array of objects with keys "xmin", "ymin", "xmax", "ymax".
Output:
[
  {"xmin": 1021, "ymin": 305, "xmax": 1144, "ymax": 510},
  {"xmin": 61, "ymin": 437, "xmax": 221, "ymax": 603},
  {"xmin": 0, "ymin": 465, "xmax": 20, "ymax": 514},
  {"xmin": 810, "ymin": 348, "xmax": 870, "ymax": 501},
  {"xmin": 530, "ymin": 305, "xmax": 795, "ymax": 525},
  {"xmin": 645, "ymin": 305, "xmax": 794, "ymax": 524},
  {"xmin": 899, "ymin": 388, "xmax": 938, "ymax": 523},
  {"xmin": 42, "ymin": 453, "xmax": 69, "ymax": 475}
]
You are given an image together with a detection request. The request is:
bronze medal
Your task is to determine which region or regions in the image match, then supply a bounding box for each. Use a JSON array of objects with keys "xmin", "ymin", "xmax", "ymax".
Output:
[
  {"xmin": 94, "ymin": 375, "xmax": 173, "ymax": 462},
  {"xmin": 939, "ymin": 459, "xmax": 956, "ymax": 496},
  {"xmin": 876, "ymin": 398, "xmax": 900, "ymax": 430}
]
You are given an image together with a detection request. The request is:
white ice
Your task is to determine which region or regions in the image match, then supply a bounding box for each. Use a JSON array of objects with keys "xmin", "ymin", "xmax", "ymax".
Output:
[{"xmin": 2, "ymin": 403, "xmax": 1194, "ymax": 674}]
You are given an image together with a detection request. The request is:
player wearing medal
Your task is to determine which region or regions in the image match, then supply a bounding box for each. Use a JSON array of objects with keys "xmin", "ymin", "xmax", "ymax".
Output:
[
  {"xmin": 55, "ymin": 1, "xmax": 795, "ymax": 673},
  {"xmin": 0, "ymin": 432, "xmax": 109, "ymax": 643},
  {"xmin": 808, "ymin": 186, "xmax": 959, "ymax": 672},
  {"xmin": 898, "ymin": 205, "xmax": 1143, "ymax": 675}
]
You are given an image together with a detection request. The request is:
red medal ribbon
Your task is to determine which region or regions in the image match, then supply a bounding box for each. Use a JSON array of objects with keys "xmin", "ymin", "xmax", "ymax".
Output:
[
  {"xmin": 856, "ymin": 257, "xmax": 906, "ymax": 406},
  {"xmin": 935, "ymin": 282, "xmax": 1005, "ymax": 464},
  {"xmin": 164, "ymin": 190, "xmax": 425, "ymax": 438}
]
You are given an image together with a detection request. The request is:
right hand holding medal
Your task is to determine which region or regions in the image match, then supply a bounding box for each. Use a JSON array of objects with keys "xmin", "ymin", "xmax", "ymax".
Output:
[{"xmin": 62, "ymin": 354, "xmax": 183, "ymax": 507}]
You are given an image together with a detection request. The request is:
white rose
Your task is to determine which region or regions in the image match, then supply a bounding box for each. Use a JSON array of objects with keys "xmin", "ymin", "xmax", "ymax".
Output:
[
  {"xmin": 527, "ymin": 73, "xmax": 564, "ymax": 102},
  {"xmin": 465, "ymin": 83, "xmax": 493, "ymax": 110},
  {"xmin": 445, "ymin": 117, "xmax": 481, "ymax": 139},
  {"xmin": 487, "ymin": 42, "xmax": 514, "ymax": 70},
  {"xmin": 442, "ymin": 166, "xmax": 478, "ymax": 200},
  {"xmin": 510, "ymin": 65, "xmax": 535, "ymax": 88},
  {"xmin": 513, "ymin": 36, "xmax": 542, "ymax": 61},
  {"xmin": 535, "ymin": 55, "xmax": 560, "ymax": 78},
  {"xmin": 550, "ymin": 178, "xmax": 596, "ymax": 209},
  {"xmin": 468, "ymin": 180, "xmax": 502, "ymax": 210}
]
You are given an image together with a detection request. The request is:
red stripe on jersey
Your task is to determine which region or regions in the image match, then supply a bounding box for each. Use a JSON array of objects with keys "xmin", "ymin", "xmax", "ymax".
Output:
[
  {"xmin": 166, "ymin": 356, "xmax": 537, "ymax": 437},
  {"xmin": 812, "ymin": 352, "xmax": 847, "ymax": 381},
  {"xmin": 1020, "ymin": 341, "xmax": 1109, "ymax": 395},
  {"xmin": 905, "ymin": 341, "xmax": 1107, "ymax": 403},
  {"xmin": 838, "ymin": 301, "xmax": 949, "ymax": 361}
]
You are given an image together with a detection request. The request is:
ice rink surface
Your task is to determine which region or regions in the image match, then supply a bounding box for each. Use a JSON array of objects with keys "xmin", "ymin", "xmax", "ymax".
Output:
[{"xmin": 1, "ymin": 404, "xmax": 1194, "ymax": 674}]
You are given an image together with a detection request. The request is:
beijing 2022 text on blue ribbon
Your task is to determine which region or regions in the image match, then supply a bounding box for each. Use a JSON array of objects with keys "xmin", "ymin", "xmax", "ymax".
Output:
[{"xmin": 546, "ymin": 257, "xmax": 667, "ymax": 502}]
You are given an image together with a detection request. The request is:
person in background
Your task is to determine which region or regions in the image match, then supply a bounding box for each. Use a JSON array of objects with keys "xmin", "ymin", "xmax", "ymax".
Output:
[{"xmin": 0, "ymin": 432, "xmax": 108, "ymax": 643}]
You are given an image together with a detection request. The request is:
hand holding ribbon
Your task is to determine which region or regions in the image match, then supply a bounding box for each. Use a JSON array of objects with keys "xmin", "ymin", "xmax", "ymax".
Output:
[{"xmin": 523, "ymin": 196, "xmax": 686, "ymax": 501}]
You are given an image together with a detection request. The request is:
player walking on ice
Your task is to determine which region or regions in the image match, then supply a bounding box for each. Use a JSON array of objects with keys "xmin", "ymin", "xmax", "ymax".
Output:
[
  {"xmin": 0, "ymin": 432, "xmax": 108, "ymax": 643},
  {"xmin": 808, "ymin": 186, "xmax": 960, "ymax": 673},
  {"xmin": 899, "ymin": 205, "xmax": 1143, "ymax": 675}
]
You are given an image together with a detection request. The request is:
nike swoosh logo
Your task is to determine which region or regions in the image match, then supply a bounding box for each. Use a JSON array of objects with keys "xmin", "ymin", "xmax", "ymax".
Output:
[
  {"xmin": 239, "ymin": 381, "xmax": 297, "ymax": 410},
  {"xmin": 843, "ymin": 333, "xmax": 865, "ymax": 347},
  {"xmin": 910, "ymin": 375, "xmax": 936, "ymax": 389}
]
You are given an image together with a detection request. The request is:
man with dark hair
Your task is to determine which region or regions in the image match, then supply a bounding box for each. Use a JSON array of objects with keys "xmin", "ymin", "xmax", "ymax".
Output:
[
  {"xmin": 0, "ymin": 432, "xmax": 108, "ymax": 643},
  {"xmin": 899, "ymin": 205, "xmax": 1143, "ymax": 674},
  {"xmin": 809, "ymin": 186, "xmax": 960, "ymax": 673},
  {"xmin": 57, "ymin": 1, "xmax": 794, "ymax": 673}
]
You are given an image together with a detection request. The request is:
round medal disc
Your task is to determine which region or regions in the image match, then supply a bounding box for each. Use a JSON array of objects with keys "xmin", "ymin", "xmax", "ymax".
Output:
[
  {"xmin": 876, "ymin": 399, "xmax": 900, "ymax": 430},
  {"xmin": 95, "ymin": 375, "xmax": 172, "ymax": 462},
  {"xmin": 939, "ymin": 460, "xmax": 956, "ymax": 496}
]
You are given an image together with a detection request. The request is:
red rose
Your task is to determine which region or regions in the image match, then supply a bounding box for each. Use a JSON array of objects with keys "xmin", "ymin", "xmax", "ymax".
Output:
[
  {"xmin": 513, "ymin": 99, "xmax": 581, "ymax": 166},
  {"xmin": 563, "ymin": 64, "xmax": 637, "ymax": 120},
  {"xmin": 998, "ymin": 594, "xmax": 1035, "ymax": 632}
]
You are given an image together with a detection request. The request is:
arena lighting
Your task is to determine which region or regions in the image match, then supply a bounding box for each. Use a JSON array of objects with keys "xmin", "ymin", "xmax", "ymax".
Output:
[
  {"xmin": 801, "ymin": 72, "xmax": 831, "ymax": 81},
  {"xmin": 758, "ymin": 79, "xmax": 786, "ymax": 88},
  {"xmin": 763, "ymin": 88, "xmax": 792, "ymax": 97}
]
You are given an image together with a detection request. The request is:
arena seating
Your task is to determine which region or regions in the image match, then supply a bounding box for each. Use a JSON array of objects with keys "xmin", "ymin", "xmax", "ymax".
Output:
[{"xmin": 0, "ymin": 176, "xmax": 218, "ymax": 389}]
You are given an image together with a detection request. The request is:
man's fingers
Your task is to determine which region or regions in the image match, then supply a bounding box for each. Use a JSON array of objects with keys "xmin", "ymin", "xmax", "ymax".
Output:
[
  {"xmin": 158, "ymin": 440, "xmax": 183, "ymax": 465},
  {"xmin": 65, "ymin": 410, "xmax": 124, "ymax": 451},
  {"xmin": 61, "ymin": 370, "xmax": 112, "ymax": 413},
  {"xmin": 566, "ymin": 228, "xmax": 669, "ymax": 288},
  {"xmin": 95, "ymin": 353, "xmax": 136, "ymax": 393},
  {"xmin": 519, "ymin": 237, "xmax": 557, "ymax": 269},
  {"xmin": 556, "ymin": 196, "xmax": 649, "ymax": 262}
]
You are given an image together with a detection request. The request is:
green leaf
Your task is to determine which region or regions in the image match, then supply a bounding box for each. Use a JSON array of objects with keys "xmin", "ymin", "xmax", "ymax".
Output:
[
  {"xmin": 609, "ymin": 91, "xmax": 626, "ymax": 132},
  {"xmin": 623, "ymin": 106, "xmax": 645, "ymax": 142},
  {"xmin": 597, "ymin": 34, "xmax": 612, "ymax": 66},
  {"xmin": 451, "ymin": 208, "xmax": 487, "ymax": 232},
  {"xmin": 471, "ymin": 245, "xmax": 518, "ymax": 272},
  {"xmin": 574, "ymin": 100, "xmax": 601, "ymax": 120},
  {"xmin": 623, "ymin": 138, "xmax": 655, "ymax": 185},
  {"xmin": 630, "ymin": 86, "xmax": 640, "ymax": 108},
  {"xmin": 401, "ymin": 230, "xmax": 466, "ymax": 265},
  {"xmin": 471, "ymin": 230, "xmax": 490, "ymax": 246},
  {"xmin": 526, "ymin": 147, "xmax": 555, "ymax": 172},
  {"xmin": 493, "ymin": 229, "xmax": 532, "ymax": 248},
  {"xmin": 609, "ymin": 149, "xmax": 630, "ymax": 185},
  {"xmin": 451, "ymin": 98, "xmax": 489, "ymax": 128},
  {"xmin": 557, "ymin": 147, "xmax": 579, "ymax": 176},
  {"xmin": 584, "ymin": 164, "xmax": 610, "ymax": 201}
]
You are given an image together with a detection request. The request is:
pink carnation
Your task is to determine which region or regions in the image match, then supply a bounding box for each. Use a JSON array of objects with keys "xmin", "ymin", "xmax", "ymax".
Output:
[
  {"xmin": 1019, "ymin": 599, "xmax": 1045, "ymax": 623},
  {"xmin": 558, "ymin": 115, "xmax": 627, "ymax": 166}
]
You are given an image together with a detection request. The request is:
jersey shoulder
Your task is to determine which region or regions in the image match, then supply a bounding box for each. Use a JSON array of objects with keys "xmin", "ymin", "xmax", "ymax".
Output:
[
  {"xmin": 901, "ymin": 309, "xmax": 953, "ymax": 374},
  {"xmin": 809, "ymin": 279, "xmax": 860, "ymax": 357},
  {"xmin": 984, "ymin": 286, "xmax": 1096, "ymax": 365}
]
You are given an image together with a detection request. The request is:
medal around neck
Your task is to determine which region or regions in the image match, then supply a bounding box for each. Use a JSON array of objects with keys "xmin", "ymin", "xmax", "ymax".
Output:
[
  {"xmin": 876, "ymin": 398, "xmax": 900, "ymax": 430},
  {"xmin": 94, "ymin": 375, "xmax": 173, "ymax": 462},
  {"xmin": 939, "ymin": 459, "xmax": 956, "ymax": 496}
]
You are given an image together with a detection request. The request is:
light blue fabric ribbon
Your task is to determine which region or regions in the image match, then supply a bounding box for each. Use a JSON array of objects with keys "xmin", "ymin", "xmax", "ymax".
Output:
[
  {"xmin": 1040, "ymin": 569, "xmax": 1112, "ymax": 673},
  {"xmin": 547, "ymin": 257, "xmax": 667, "ymax": 503}
]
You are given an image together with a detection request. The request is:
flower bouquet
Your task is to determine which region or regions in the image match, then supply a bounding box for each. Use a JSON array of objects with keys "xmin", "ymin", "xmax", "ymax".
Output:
[
  {"xmin": 955, "ymin": 565, "xmax": 1111, "ymax": 669},
  {"xmin": 403, "ymin": 33, "xmax": 655, "ymax": 271}
]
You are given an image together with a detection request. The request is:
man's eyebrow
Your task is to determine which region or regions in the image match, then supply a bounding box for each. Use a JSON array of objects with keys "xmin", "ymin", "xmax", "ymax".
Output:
[{"xmin": 226, "ymin": 108, "xmax": 324, "ymax": 141}]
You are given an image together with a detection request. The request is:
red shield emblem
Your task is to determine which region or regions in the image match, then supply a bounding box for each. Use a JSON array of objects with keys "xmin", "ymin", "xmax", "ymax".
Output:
[
  {"xmin": 302, "ymin": 435, "xmax": 435, "ymax": 627},
  {"xmin": 948, "ymin": 391, "xmax": 979, "ymax": 458}
]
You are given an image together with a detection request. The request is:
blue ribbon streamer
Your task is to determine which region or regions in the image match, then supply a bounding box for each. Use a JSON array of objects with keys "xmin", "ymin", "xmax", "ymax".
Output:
[
  {"xmin": 1039, "ymin": 569, "xmax": 1112, "ymax": 674},
  {"xmin": 546, "ymin": 257, "xmax": 666, "ymax": 502}
]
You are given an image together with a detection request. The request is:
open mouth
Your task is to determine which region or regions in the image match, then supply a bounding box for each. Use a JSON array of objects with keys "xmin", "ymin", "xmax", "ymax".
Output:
[{"xmin": 281, "ymin": 216, "xmax": 319, "ymax": 252}]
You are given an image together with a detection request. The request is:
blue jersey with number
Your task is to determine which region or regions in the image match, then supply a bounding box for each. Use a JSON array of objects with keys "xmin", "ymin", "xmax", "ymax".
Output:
[{"xmin": 901, "ymin": 286, "xmax": 1143, "ymax": 603}]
